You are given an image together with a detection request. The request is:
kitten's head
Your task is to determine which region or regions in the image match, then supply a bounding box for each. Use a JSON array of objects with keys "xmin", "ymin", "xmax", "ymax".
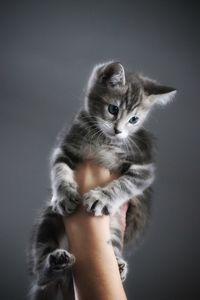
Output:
[{"xmin": 85, "ymin": 61, "xmax": 176, "ymax": 140}]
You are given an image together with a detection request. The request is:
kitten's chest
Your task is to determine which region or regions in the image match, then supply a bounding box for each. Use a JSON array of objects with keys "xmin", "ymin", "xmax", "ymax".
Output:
[{"xmin": 82, "ymin": 143, "xmax": 125, "ymax": 171}]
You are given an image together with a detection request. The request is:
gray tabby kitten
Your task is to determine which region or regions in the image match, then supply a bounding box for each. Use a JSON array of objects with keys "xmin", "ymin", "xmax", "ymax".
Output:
[{"xmin": 28, "ymin": 62, "xmax": 176, "ymax": 299}]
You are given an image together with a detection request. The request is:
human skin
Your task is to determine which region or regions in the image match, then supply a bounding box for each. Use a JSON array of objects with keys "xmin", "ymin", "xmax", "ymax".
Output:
[{"xmin": 63, "ymin": 161, "xmax": 127, "ymax": 300}]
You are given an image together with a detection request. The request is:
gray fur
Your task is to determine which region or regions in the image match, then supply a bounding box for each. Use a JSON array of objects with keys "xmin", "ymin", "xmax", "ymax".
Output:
[{"xmin": 28, "ymin": 62, "xmax": 176, "ymax": 299}]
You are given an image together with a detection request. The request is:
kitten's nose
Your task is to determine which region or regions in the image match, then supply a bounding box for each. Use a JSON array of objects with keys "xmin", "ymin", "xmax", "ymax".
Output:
[{"xmin": 114, "ymin": 128, "xmax": 122, "ymax": 135}]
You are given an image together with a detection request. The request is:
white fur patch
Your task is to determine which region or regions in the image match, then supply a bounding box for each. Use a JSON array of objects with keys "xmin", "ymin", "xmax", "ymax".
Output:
[{"xmin": 50, "ymin": 147, "xmax": 63, "ymax": 165}]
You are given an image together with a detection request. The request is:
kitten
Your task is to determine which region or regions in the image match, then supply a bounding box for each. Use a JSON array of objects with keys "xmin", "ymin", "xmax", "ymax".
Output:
[{"xmin": 28, "ymin": 62, "xmax": 176, "ymax": 299}]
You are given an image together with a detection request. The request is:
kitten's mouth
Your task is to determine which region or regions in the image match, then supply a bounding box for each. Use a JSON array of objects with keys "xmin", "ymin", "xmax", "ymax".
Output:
[
  {"xmin": 105, "ymin": 130, "xmax": 128, "ymax": 140},
  {"xmin": 98, "ymin": 123, "xmax": 127, "ymax": 140}
]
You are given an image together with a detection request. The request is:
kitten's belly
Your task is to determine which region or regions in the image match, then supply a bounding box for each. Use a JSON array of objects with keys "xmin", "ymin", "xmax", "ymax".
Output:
[{"xmin": 82, "ymin": 144, "xmax": 121, "ymax": 171}]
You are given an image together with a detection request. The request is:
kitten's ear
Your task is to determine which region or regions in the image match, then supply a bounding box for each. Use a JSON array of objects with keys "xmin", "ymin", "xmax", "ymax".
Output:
[
  {"xmin": 141, "ymin": 76, "xmax": 177, "ymax": 105},
  {"xmin": 87, "ymin": 62, "xmax": 125, "ymax": 90},
  {"xmin": 99, "ymin": 62, "xmax": 126, "ymax": 86}
]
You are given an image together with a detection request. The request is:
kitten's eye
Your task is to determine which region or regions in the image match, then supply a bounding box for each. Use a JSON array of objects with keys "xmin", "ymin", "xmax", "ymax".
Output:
[
  {"xmin": 108, "ymin": 104, "xmax": 119, "ymax": 115},
  {"xmin": 129, "ymin": 116, "xmax": 139, "ymax": 124}
]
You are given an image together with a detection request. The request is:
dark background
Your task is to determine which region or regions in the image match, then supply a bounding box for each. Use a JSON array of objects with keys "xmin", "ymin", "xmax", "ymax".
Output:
[{"xmin": 0, "ymin": 0, "xmax": 200, "ymax": 299}]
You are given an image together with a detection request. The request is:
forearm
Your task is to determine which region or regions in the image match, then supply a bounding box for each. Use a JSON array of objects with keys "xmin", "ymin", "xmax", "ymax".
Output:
[
  {"xmin": 64, "ymin": 207, "xmax": 126, "ymax": 300},
  {"xmin": 63, "ymin": 161, "xmax": 127, "ymax": 300}
]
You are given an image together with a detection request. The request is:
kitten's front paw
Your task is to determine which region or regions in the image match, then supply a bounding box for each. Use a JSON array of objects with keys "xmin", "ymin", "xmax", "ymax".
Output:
[
  {"xmin": 83, "ymin": 188, "xmax": 113, "ymax": 216},
  {"xmin": 51, "ymin": 192, "xmax": 80, "ymax": 215},
  {"xmin": 116, "ymin": 257, "xmax": 128, "ymax": 282}
]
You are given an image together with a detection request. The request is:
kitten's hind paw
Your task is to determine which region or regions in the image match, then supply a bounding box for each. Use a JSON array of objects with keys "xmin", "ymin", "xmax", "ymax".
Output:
[
  {"xmin": 116, "ymin": 257, "xmax": 128, "ymax": 282},
  {"xmin": 37, "ymin": 249, "xmax": 75, "ymax": 286},
  {"xmin": 47, "ymin": 249, "xmax": 75, "ymax": 271}
]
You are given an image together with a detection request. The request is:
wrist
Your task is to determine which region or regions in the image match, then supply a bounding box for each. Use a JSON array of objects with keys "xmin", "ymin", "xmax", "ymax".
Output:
[{"xmin": 64, "ymin": 205, "xmax": 111, "ymax": 249}]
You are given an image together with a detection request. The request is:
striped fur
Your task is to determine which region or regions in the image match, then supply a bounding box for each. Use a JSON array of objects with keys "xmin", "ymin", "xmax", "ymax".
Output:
[{"xmin": 28, "ymin": 62, "xmax": 176, "ymax": 299}]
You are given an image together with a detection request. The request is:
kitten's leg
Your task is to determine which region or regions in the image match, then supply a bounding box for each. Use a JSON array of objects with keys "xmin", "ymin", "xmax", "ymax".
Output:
[
  {"xmin": 124, "ymin": 188, "xmax": 152, "ymax": 245},
  {"xmin": 110, "ymin": 215, "xmax": 128, "ymax": 282},
  {"xmin": 50, "ymin": 147, "xmax": 81, "ymax": 215},
  {"xmin": 29, "ymin": 281, "xmax": 59, "ymax": 300},
  {"xmin": 29, "ymin": 207, "xmax": 75, "ymax": 290},
  {"xmin": 83, "ymin": 163, "xmax": 154, "ymax": 216}
]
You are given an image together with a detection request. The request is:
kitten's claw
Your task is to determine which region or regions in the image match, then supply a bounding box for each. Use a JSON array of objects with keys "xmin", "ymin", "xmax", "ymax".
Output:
[
  {"xmin": 116, "ymin": 257, "xmax": 128, "ymax": 282},
  {"xmin": 83, "ymin": 188, "xmax": 113, "ymax": 216},
  {"xmin": 51, "ymin": 193, "xmax": 80, "ymax": 215},
  {"xmin": 47, "ymin": 249, "xmax": 75, "ymax": 270}
]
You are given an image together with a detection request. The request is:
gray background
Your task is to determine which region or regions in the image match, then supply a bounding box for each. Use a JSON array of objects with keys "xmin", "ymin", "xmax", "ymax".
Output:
[{"xmin": 0, "ymin": 0, "xmax": 200, "ymax": 299}]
